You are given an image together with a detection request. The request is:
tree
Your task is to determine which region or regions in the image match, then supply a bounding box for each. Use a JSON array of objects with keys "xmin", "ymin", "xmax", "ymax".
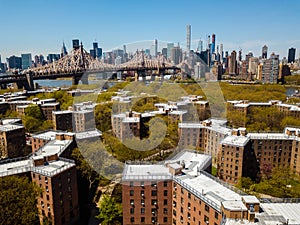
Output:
[
  {"xmin": 94, "ymin": 103, "xmax": 112, "ymax": 132},
  {"xmin": 0, "ymin": 176, "xmax": 41, "ymax": 225},
  {"xmin": 96, "ymin": 195, "xmax": 122, "ymax": 225}
]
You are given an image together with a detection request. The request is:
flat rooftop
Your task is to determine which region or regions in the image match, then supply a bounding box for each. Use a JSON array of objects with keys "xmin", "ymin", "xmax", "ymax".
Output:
[
  {"xmin": 32, "ymin": 130, "xmax": 74, "ymax": 141},
  {"xmin": 0, "ymin": 158, "xmax": 33, "ymax": 177},
  {"xmin": 75, "ymin": 129, "xmax": 102, "ymax": 140},
  {"xmin": 260, "ymin": 203, "xmax": 300, "ymax": 225},
  {"xmin": 32, "ymin": 159, "xmax": 75, "ymax": 177},
  {"xmin": 52, "ymin": 110, "xmax": 73, "ymax": 115},
  {"xmin": 248, "ymin": 133, "xmax": 296, "ymax": 140},
  {"xmin": 0, "ymin": 124, "xmax": 24, "ymax": 132},
  {"xmin": 122, "ymin": 164, "xmax": 171, "ymax": 181},
  {"xmin": 166, "ymin": 150, "xmax": 211, "ymax": 176},
  {"xmin": 221, "ymin": 135, "xmax": 250, "ymax": 147},
  {"xmin": 32, "ymin": 139, "xmax": 73, "ymax": 159},
  {"xmin": 175, "ymin": 172, "xmax": 247, "ymax": 211}
]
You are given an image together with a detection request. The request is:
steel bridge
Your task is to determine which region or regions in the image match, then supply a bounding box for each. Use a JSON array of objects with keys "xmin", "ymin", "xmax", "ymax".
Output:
[{"xmin": 1, "ymin": 44, "xmax": 180, "ymax": 90}]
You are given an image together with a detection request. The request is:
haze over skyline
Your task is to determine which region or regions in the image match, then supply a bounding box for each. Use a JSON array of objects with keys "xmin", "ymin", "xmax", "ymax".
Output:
[{"xmin": 0, "ymin": 0, "xmax": 299, "ymax": 60}]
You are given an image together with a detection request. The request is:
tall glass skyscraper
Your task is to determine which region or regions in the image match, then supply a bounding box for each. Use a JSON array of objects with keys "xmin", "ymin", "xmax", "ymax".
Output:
[{"xmin": 21, "ymin": 53, "xmax": 32, "ymax": 70}]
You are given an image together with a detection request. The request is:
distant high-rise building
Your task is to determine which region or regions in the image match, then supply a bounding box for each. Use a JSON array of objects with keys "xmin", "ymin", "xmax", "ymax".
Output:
[
  {"xmin": 248, "ymin": 57, "xmax": 259, "ymax": 76},
  {"xmin": 220, "ymin": 44, "xmax": 224, "ymax": 63},
  {"xmin": 60, "ymin": 42, "xmax": 68, "ymax": 58},
  {"xmin": 21, "ymin": 53, "xmax": 32, "ymax": 70},
  {"xmin": 47, "ymin": 54, "xmax": 60, "ymax": 63},
  {"xmin": 170, "ymin": 46, "xmax": 182, "ymax": 64},
  {"xmin": 229, "ymin": 50, "xmax": 237, "ymax": 75},
  {"xmin": 7, "ymin": 55, "xmax": 22, "ymax": 70},
  {"xmin": 211, "ymin": 34, "xmax": 216, "ymax": 54},
  {"xmin": 238, "ymin": 49, "xmax": 242, "ymax": 62},
  {"xmin": 72, "ymin": 39, "xmax": 80, "ymax": 50},
  {"xmin": 288, "ymin": 47, "xmax": 296, "ymax": 63},
  {"xmin": 186, "ymin": 25, "xmax": 191, "ymax": 52},
  {"xmin": 262, "ymin": 45, "xmax": 268, "ymax": 59},
  {"xmin": 261, "ymin": 53, "xmax": 279, "ymax": 84},
  {"xmin": 167, "ymin": 43, "xmax": 174, "ymax": 58},
  {"xmin": 89, "ymin": 41, "xmax": 102, "ymax": 59},
  {"xmin": 162, "ymin": 48, "xmax": 167, "ymax": 58},
  {"xmin": 154, "ymin": 39, "xmax": 158, "ymax": 57}
]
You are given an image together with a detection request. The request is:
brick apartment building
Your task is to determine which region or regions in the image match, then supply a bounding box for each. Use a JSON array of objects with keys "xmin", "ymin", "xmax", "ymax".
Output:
[
  {"xmin": 0, "ymin": 123, "xmax": 26, "ymax": 159},
  {"xmin": 122, "ymin": 150, "xmax": 300, "ymax": 225},
  {"xmin": 218, "ymin": 127, "xmax": 300, "ymax": 184},
  {"xmin": 0, "ymin": 130, "xmax": 80, "ymax": 225}
]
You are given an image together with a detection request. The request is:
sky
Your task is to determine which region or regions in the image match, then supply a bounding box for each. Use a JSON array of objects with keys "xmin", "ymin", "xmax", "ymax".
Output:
[{"xmin": 0, "ymin": 0, "xmax": 299, "ymax": 61}]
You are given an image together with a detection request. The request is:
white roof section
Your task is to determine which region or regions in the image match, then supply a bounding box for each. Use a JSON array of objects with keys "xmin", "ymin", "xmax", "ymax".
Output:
[
  {"xmin": 242, "ymin": 195, "xmax": 260, "ymax": 204},
  {"xmin": 0, "ymin": 159, "xmax": 33, "ymax": 177},
  {"xmin": 221, "ymin": 135, "xmax": 250, "ymax": 147},
  {"xmin": 122, "ymin": 164, "xmax": 171, "ymax": 181},
  {"xmin": 32, "ymin": 130, "xmax": 74, "ymax": 141},
  {"xmin": 248, "ymin": 133, "xmax": 296, "ymax": 140},
  {"xmin": 179, "ymin": 122, "xmax": 202, "ymax": 129},
  {"xmin": 75, "ymin": 129, "xmax": 102, "ymax": 140},
  {"xmin": 52, "ymin": 110, "xmax": 73, "ymax": 115},
  {"xmin": 1, "ymin": 118, "xmax": 22, "ymax": 125},
  {"xmin": 176, "ymin": 172, "xmax": 243, "ymax": 210},
  {"xmin": 260, "ymin": 203, "xmax": 300, "ymax": 225},
  {"xmin": 222, "ymin": 200, "xmax": 248, "ymax": 211},
  {"xmin": 169, "ymin": 110, "xmax": 187, "ymax": 115},
  {"xmin": 32, "ymin": 140, "xmax": 73, "ymax": 159},
  {"xmin": 123, "ymin": 117, "xmax": 140, "ymax": 123},
  {"xmin": 166, "ymin": 151, "xmax": 211, "ymax": 176},
  {"xmin": 32, "ymin": 159, "xmax": 75, "ymax": 177},
  {"xmin": 0, "ymin": 124, "xmax": 24, "ymax": 132}
]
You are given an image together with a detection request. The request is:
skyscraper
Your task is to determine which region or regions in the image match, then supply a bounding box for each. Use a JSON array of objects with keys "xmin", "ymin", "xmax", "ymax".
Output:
[
  {"xmin": 262, "ymin": 45, "xmax": 268, "ymax": 59},
  {"xmin": 167, "ymin": 43, "xmax": 174, "ymax": 58},
  {"xmin": 229, "ymin": 50, "xmax": 237, "ymax": 75},
  {"xmin": 154, "ymin": 39, "xmax": 158, "ymax": 57},
  {"xmin": 61, "ymin": 42, "xmax": 68, "ymax": 58},
  {"xmin": 21, "ymin": 53, "xmax": 32, "ymax": 70},
  {"xmin": 288, "ymin": 48, "xmax": 296, "ymax": 63},
  {"xmin": 170, "ymin": 46, "xmax": 182, "ymax": 64},
  {"xmin": 220, "ymin": 44, "xmax": 224, "ymax": 63},
  {"xmin": 72, "ymin": 39, "xmax": 80, "ymax": 50},
  {"xmin": 186, "ymin": 24, "xmax": 191, "ymax": 52},
  {"xmin": 261, "ymin": 53, "xmax": 279, "ymax": 83},
  {"xmin": 7, "ymin": 56, "xmax": 22, "ymax": 70},
  {"xmin": 211, "ymin": 34, "xmax": 216, "ymax": 54}
]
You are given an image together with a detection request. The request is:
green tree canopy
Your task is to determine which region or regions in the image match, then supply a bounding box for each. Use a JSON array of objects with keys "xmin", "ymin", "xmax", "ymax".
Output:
[
  {"xmin": 96, "ymin": 195, "xmax": 122, "ymax": 225},
  {"xmin": 0, "ymin": 176, "xmax": 41, "ymax": 225}
]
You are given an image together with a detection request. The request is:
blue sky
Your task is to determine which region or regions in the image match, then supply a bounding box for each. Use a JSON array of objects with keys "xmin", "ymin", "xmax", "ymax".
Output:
[{"xmin": 0, "ymin": 0, "xmax": 299, "ymax": 60}]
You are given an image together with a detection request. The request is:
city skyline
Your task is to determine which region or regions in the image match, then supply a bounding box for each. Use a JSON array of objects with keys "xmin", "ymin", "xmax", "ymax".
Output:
[{"xmin": 0, "ymin": 0, "xmax": 300, "ymax": 60}]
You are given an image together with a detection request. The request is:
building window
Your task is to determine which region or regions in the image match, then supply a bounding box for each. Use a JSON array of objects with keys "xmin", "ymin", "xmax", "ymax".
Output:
[
  {"xmin": 181, "ymin": 188, "xmax": 184, "ymax": 194},
  {"xmin": 130, "ymin": 208, "xmax": 134, "ymax": 214},
  {"xmin": 204, "ymin": 215, "xmax": 209, "ymax": 223},
  {"xmin": 141, "ymin": 217, "xmax": 145, "ymax": 223},
  {"xmin": 163, "ymin": 208, "xmax": 168, "ymax": 214},
  {"xmin": 141, "ymin": 190, "xmax": 145, "ymax": 197},
  {"xmin": 151, "ymin": 190, "xmax": 157, "ymax": 196},
  {"xmin": 205, "ymin": 204, "xmax": 210, "ymax": 212},
  {"xmin": 215, "ymin": 211, "xmax": 219, "ymax": 219},
  {"xmin": 164, "ymin": 190, "xmax": 168, "ymax": 196},
  {"xmin": 130, "ymin": 200, "xmax": 134, "ymax": 206},
  {"xmin": 140, "ymin": 181, "xmax": 144, "ymax": 187},
  {"xmin": 141, "ymin": 199, "xmax": 145, "ymax": 206},
  {"xmin": 151, "ymin": 182, "xmax": 157, "ymax": 187},
  {"xmin": 130, "ymin": 181, "xmax": 133, "ymax": 187},
  {"xmin": 130, "ymin": 217, "xmax": 134, "ymax": 223},
  {"xmin": 164, "ymin": 217, "xmax": 168, "ymax": 223},
  {"xmin": 151, "ymin": 200, "xmax": 157, "ymax": 205},
  {"xmin": 164, "ymin": 181, "xmax": 168, "ymax": 187},
  {"xmin": 164, "ymin": 199, "xmax": 168, "ymax": 205},
  {"xmin": 130, "ymin": 190, "xmax": 134, "ymax": 196}
]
